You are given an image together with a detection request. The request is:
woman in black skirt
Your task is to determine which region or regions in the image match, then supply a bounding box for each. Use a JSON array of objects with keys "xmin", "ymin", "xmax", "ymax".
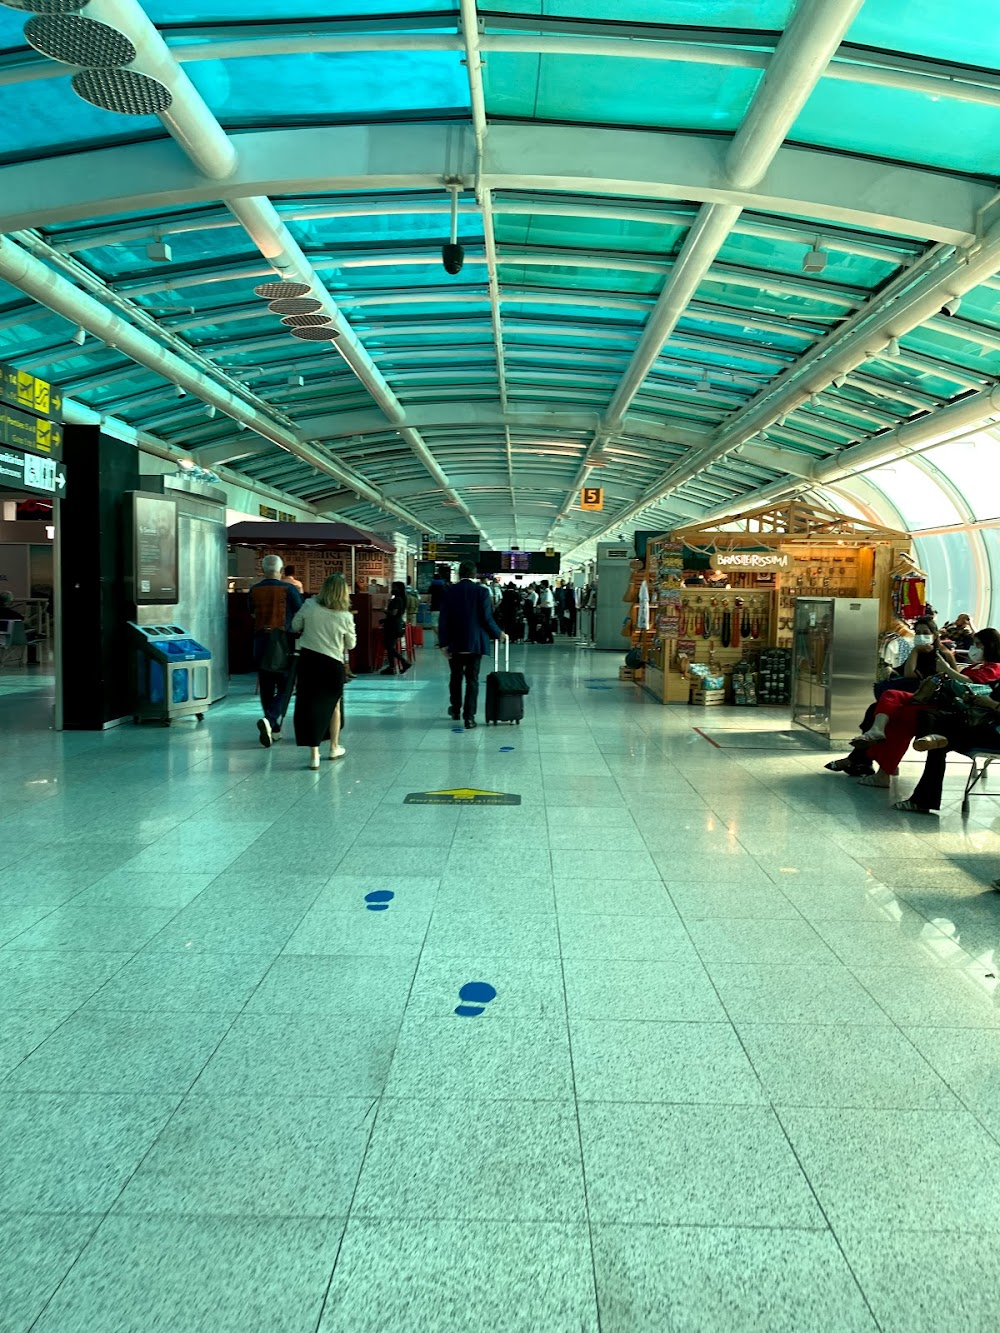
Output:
[
  {"xmin": 291, "ymin": 573, "xmax": 357, "ymax": 769},
  {"xmin": 381, "ymin": 580, "xmax": 411, "ymax": 675}
]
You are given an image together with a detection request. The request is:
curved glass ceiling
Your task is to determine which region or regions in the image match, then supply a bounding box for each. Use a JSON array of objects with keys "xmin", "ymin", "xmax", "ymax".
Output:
[{"xmin": 0, "ymin": 0, "xmax": 997, "ymax": 554}]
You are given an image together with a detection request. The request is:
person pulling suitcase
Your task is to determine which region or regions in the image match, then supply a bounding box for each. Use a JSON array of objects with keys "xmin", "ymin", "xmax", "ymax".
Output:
[
  {"xmin": 438, "ymin": 561, "xmax": 506, "ymax": 729},
  {"xmin": 485, "ymin": 638, "xmax": 530, "ymax": 725}
]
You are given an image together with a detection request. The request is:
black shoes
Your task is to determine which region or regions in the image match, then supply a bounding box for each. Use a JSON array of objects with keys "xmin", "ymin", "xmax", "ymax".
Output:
[
  {"xmin": 464, "ymin": 718, "xmax": 477, "ymax": 729},
  {"xmin": 448, "ymin": 707, "xmax": 460, "ymax": 720}
]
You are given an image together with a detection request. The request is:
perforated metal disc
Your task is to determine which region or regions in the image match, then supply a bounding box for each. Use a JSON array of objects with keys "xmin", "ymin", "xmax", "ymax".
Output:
[
  {"xmin": 254, "ymin": 280, "xmax": 311, "ymax": 300},
  {"xmin": 268, "ymin": 296, "xmax": 323, "ymax": 316},
  {"xmin": 1, "ymin": 0, "xmax": 88, "ymax": 13},
  {"xmin": 72, "ymin": 68, "xmax": 172, "ymax": 116},
  {"xmin": 281, "ymin": 313, "xmax": 332, "ymax": 328},
  {"xmin": 290, "ymin": 326, "xmax": 340, "ymax": 341},
  {"xmin": 25, "ymin": 14, "xmax": 136, "ymax": 65}
]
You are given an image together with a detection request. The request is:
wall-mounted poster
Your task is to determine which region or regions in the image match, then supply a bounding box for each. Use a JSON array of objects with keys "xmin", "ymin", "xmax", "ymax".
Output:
[{"xmin": 131, "ymin": 492, "xmax": 178, "ymax": 604}]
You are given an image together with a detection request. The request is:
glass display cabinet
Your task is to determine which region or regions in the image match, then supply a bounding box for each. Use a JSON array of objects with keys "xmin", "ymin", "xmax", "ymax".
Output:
[{"xmin": 792, "ymin": 597, "xmax": 880, "ymax": 742}]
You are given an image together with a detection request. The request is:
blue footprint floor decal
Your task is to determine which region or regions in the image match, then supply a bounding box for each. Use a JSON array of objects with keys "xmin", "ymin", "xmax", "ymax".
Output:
[
  {"xmin": 364, "ymin": 890, "xmax": 394, "ymax": 912},
  {"xmin": 455, "ymin": 981, "xmax": 497, "ymax": 1017}
]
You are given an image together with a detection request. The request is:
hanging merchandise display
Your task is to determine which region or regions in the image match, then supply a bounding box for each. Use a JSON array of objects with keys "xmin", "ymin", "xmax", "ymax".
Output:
[
  {"xmin": 732, "ymin": 598, "xmax": 742, "ymax": 649},
  {"xmin": 721, "ymin": 608, "xmax": 732, "ymax": 648},
  {"xmin": 637, "ymin": 578, "xmax": 651, "ymax": 631},
  {"xmin": 891, "ymin": 571, "xmax": 927, "ymax": 620}
]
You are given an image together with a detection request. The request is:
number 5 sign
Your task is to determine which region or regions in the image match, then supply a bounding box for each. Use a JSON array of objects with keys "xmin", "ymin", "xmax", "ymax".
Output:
[{"xmin": 580, "ymin": 486, "xmax": 604, "ymax": 511}]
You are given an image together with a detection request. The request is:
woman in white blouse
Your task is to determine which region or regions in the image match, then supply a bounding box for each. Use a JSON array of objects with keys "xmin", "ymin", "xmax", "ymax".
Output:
[{"xmin": 290, "ymin": 573, "xmax": 357, "ymax": 769}]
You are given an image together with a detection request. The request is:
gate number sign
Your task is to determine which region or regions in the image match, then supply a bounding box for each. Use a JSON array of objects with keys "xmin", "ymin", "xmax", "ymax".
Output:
[{"xmin": 580, "ymin": 486, "xmax": 604, "ymax": 511}]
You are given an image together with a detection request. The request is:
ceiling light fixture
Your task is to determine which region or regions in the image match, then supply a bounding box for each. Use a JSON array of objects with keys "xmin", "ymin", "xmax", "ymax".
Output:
[
  {"xmin": 833, "ymin": 373, "xmax": 849, "ymax": 388},
  {"xmin": 885, "ymin": 337, "xmax": 901, "ymax": 356},
  {"xmin": 802, "ymin": 237, "xmax": 827, "ymax": 274},
  {"xmin": 253, "ymin": 279, "xmax": 312, "ymax": 300},
  {"xmin": 146, "ymin": 234, "xmax": 172, "ymax": 264},
  {"xmin": 204, "ymin": 404, "xmax": 216, "ymax": 419},
  {"xmin": 175, "ymin": 385, "xmax": 186, "ymax": 398},
  {"xmin": 442, "ymin": 179, "xmax": 465, "ymax": 276},
  {"xmin": 941, "ymin": 297, "xmax": 961, "ymax": 317},
  {"xmin": 70, "ymin": 324, "xmax": 86, "ymax": 345}
]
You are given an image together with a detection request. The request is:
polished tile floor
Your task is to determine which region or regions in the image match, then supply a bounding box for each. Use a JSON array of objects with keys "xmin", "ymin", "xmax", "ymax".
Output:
[{"xmin": 3, "ymin": 645, "xmax": 1000, "ymax": 1332}]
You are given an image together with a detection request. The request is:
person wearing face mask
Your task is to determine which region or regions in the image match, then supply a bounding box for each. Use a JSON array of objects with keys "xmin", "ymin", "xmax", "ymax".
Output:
[
  {"xmin": 825, "ymin": 617, "xmax": 940, "ymax": 776},
  {"xmin": 852, "ymin": 628, "xmax": 1000, "ymax": 788}
]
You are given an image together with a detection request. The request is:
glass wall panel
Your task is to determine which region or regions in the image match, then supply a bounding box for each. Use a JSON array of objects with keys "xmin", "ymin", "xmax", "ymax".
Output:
[
  {"xmin": 979, "ymin": 527, "xmax": 1000, "ymax": 629},
  {"xmin": 864, "ymin": 460, "xmax": 962, "ymax": 530},
  {"xmin": 913, "ymin": 532, "xmax": 977, "ymax": 623},
  {"xmin": 922, "ymin": 436, "xmax": 1000, "ymax": 522}
]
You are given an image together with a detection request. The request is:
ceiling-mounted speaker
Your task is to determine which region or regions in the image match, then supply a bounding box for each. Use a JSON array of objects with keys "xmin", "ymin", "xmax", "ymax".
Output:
[
  {"xmin": 290, "ymin": 326, "xmax": 341, "ymax": 341},
  {"xmin": 25, "ymin": 13, "xmax": 135, "ymax": 64},
  {"xmin": 442, "ymin": 241, "xmax": 465, "ymax": 275},
  {"xmin": 1, "ymin": 0, "xmax": 89, "ymax": 11},
  {"xmin": 267, "ymin": 296, "xmax": 323, "ymax": 315},
  {"xmin": 71, "ymin": 67, "xmax": 172, "ymax": 115},
  {"xmin": 281, "ymin": 313, "xmax": 332, "ymax": 328},
  {"xmin": 254, "ymin": 280, "xmax": 311, "ymax": 300}
]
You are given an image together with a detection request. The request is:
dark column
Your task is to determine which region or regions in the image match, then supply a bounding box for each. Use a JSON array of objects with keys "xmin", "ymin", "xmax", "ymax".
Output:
[{"xmin": 59, "ymin": 426, "xmax": 139, "ymax": 729}]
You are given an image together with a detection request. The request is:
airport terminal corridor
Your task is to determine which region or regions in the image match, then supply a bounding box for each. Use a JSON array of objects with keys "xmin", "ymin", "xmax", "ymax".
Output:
[{"xmin": 3, "ymin": 644, "xmax": 1000, "ymax": 1332}]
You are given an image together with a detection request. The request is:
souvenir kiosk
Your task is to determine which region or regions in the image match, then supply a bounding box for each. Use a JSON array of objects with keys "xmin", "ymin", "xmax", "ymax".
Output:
[
  {"xmin": 633, "ymin": 503, "xmax": 917, "ymax": 708},
  {"xmin": 227, "ymin": 522, "xmax": 396, "ymax": 674}
]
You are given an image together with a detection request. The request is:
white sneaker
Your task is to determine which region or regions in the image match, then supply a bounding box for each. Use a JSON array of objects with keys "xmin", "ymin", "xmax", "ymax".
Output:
[
  {"xmin": 308, "ymin": 751, "xmax": 320, "ymax": 770},
  {"xmin": 257, "ymin": 718, "xmax": 272, "ymax": 748},
  {"xmin": 328, "ymin": 745, "xmax": 346, "ymax": 760}
]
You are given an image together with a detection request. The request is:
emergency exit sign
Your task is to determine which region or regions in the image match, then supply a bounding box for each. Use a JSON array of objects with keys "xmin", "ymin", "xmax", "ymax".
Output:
[{"xmin": 580, "ymin": 486, "xmax": 604, "ymax": 511}]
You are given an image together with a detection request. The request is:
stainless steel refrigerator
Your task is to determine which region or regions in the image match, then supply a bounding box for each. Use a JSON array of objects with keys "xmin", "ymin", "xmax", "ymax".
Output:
[{"xmin": 791, "ymin": 596, "xmax": 880, "ymax": 742}]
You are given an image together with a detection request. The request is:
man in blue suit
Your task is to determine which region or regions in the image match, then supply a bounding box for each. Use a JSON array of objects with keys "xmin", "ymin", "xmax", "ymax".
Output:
[{"xmin": 438, "ymin": 560, "xmax": 505, "ymax": 729}]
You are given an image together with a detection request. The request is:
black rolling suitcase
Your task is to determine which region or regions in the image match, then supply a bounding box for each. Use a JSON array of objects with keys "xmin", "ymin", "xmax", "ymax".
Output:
[{"xmin": 485, "ymin": 639, "xmax": 530, "ymax": 725}]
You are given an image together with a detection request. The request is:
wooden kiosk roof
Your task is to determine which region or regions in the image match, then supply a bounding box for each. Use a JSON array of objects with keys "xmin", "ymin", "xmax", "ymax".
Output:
[{"xmin": 666, "ymin": 501, "xmax": 909, "ymax": 549}]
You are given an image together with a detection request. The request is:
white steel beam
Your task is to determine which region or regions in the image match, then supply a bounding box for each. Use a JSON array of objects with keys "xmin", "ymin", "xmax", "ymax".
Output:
[
  {"xmin": 546, "ymin": 0, "xmax": 864, "ymax": 537},
  {"xmin": 0, "ymin": 124, "xmax": 985, "ymax": 245}
]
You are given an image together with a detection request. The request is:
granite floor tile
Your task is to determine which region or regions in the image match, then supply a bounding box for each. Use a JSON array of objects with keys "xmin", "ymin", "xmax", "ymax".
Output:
[
  {"xmin": 5, "ymin": 1008, "xmax": 234, "ymax": 1095},
  {"xmin": 145, "ymin": 905, "xmax": 307, "ymax": 955},
  {"xmin": 778, "ymin": 1106, "xmax": 1000, "ymax": 1231},
  {"xmin": 436, "ymin": 874, "xmax": 556, "ymax": 913},
  {"xmin": 706, "ymin": 963, "xmax": 895, "ymax": 1027},
  {"xmin": 685, "ymin": 918, "xmax": 837, "ymax": 965},
  {"xmin": 0, "ymin": 1091, "xmax": 180, "ymax": 1214},
  {"xmin": 245, "ymin": 954, "xmax": 417, "ymax": 1017},
  {"xmin": 83, "ymin": 951, "xmax": 274, "ymax": 1014},
  {"xmin": 0, "ymin": 1214, "xmax": 102, "ymax": 1333},
  {"xmin": 386, "ymin": 1015, "xmax": 573, "ymax": 1101},
  {"xmin": 115, "ymin": 1094, "xmax": 374, "ymax": 1218},
  {"xmin": 811, "ymin": 919, "xmax": 975, "ymax": 969},
  {"xmin": 902, "ymin": 1026, "xmax": 1000, "ymax": 1114},
  {"xmin": 0, "ymin": 869, "xmax": 96, "ymax": 909},
  {"xmin": 571, "ymin": 1019, "xmax": 765, "ymax": 1105},
  {"xmin": 405, "ymin": 954, "xmax": 565, "ymax": 1020},
  {"xmin": 592, "ymin": 1224, "xmax": 878, "ymax": 1333},
  {"xmin": 557, "ymin": 913, "xmax": 697, "ymax": 962},
  {"xmin": 665, "ymin": 880, "xmax": 803, "ymax": 920},
  {"xmin": 0, "ymin": 951, "xmax": 132, "ymax": 1011},
  {"xmin": 579, "ymin": 1102, "xmax": 821, "ymax": 1227},
  {"xmin": 562, "ymin": 957, "xmax": 725, "ymax": 1023},
  {"xmin": 0, "ymin": 1010, "xmax": 71, "ymax": 1079},
  {"xmin": 68, "ymin": 871, "xmax": 215, "ymax": 911},
  {"xmin": 739, "ymin": 1024, "xmax": 958, "ymax": 1109},
  {"xmin": 313, "ymin": 874, "xmax": 440, "ymax": 911},
  {"xmin": 424, "ymin": 910, "xmax": 560, "ymax": 960},
  {"xmin": 836, "ymin": 1227, "xmax": 1000, "ymax": 1333},
  {"xmin": 7, "ymin": 906, "xmax": 180, "ymax": 953},
  {"xmin": 353, "ymin": 1097, "xmax": 586, "ymax": 1221},
  {"xmin": 195, "ymin": 1012, "xmax": 399, "ymax": 1097},
  {"xmin": 282, "ymin": 907, "xmax": 430, "ymax": 958},
  {"xmin": 851, "ymin": 965, "xmax": 1000, "ymax": 1028},
  {"xmin": 32, "ymin": 1215, "xmax": 345, "ymax": 1333},
  {"xmin": 318, "ymin": 1220, "xmax": 598, "ymax": 1333},
  {"xmin": 552, "ymin": 878, "xmax": 677, "ymax": 916}
]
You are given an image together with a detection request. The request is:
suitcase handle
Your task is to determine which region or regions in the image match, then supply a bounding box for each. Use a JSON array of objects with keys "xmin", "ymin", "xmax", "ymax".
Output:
[{"xmin": 494, "ymin": 636, "xmax": 509, "ymax": 671}]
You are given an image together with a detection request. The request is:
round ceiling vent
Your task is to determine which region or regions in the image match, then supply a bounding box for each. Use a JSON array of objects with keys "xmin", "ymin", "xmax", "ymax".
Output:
[
  {"xmin": 281, "ymin": 313, "xmax": 332, "ymax": 328},
  {"xmin": 25, "ymin": 14, "xmax": 136, "ymax": 66},
  {"xmin": 290, "ymin": 326, "xmax": 340, "ymax": 341},
  {"xmin": 253, "ymin": 280, "xmax": 311, "ymax": 300},
  {"xmin": 72, "ymin": 68, "xmax": 172, "ymax": 115},
  {"xmin": 268, "ymin": 296, "xmax": 323, "ymax": 316},
  {"xmin": 1, "ymin": 0, "xmax": 89, "ymax": 13}
]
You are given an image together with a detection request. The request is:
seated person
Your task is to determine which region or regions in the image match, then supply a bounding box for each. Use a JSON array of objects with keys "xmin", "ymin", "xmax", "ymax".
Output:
[
  {"xmin": 825, "ymin": 616, "xmax": 940, "ymax": 776},
  {"xmin": 894, "ymin": 684, "xmax": 1000, "ymax": 814},
  {"xmin": 851, "ymin": 628, "xmax": 1000, "ymax": 788},
  {"xmin": 0, "ymin": 590, "xmax": 24, "ymax": 621},
  {"xmin": 941, "ymin": 612, "xmax": 976, "ymax": 649}
]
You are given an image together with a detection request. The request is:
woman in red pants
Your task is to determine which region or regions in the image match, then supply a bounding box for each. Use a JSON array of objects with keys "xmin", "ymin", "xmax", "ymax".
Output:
[{"xmin": 852, "ymin": 628, "xmax": 1000, "ymax": 788}]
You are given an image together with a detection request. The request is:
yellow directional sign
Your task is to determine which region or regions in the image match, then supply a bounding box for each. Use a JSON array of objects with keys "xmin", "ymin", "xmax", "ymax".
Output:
[
  {"xmin": 580, "ymin": 486, "xmax": 604, "ymax": 511},
  {"xmin": 405, "ymin": 788, "xmax": 521, "ymax": 806}
]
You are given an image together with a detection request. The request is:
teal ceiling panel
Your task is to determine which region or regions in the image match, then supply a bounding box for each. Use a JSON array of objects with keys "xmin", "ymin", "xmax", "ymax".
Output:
[
  {"xmin": 489, "ymin": 0, "xmax": 793, "ymax": 24},
  {"xmin": 484, "ymin": 53, "xmax": 762, "ymax": 131},
  {"xmin": 846, "ymin": 0, "xmax": 1000, "ymax": 68},
  {"xmin": 0, "ymin": 78, "xmax": 163, "ymax": 161}
]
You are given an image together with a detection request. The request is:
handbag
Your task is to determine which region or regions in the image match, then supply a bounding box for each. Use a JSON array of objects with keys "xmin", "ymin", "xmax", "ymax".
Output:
[{"xmin": 260, "ymin": 627, "xmax": 291, "ymax": 673}]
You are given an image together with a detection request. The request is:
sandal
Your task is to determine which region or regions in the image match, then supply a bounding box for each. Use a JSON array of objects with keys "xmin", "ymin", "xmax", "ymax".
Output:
[
  {"xmin": 857, "ymin": 772, "xmax": 890, "ymax": 788},
  {"xmin": 894, "ymin": 798, "xmax": 935, "ymax": 814},
  {"xmin": 913, "ymin": 735, "xmax": 949, "ymax": 751},
  {"xmin": 824, "ymin": 758, "xmax": 858, "ymax": 773}
]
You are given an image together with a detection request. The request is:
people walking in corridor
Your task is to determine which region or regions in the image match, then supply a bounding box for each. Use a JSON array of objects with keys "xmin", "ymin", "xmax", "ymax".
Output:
[
  {"xmin": 438, "ymin": 560, "xmax": 505, "ymax": 728},
  {"xmin": 291, "ymin": 572, "xmax": 356, "ymax": 770}
]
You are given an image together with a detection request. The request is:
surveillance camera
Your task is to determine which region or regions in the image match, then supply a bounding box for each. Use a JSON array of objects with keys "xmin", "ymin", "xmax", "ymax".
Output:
[
  {"xmin": 941, "ymin": 298, "xmax": 961, "ymax": 317},
  {"xmin": 442, "ymin": 242, "xmax": 465, "ymax": 275}
]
